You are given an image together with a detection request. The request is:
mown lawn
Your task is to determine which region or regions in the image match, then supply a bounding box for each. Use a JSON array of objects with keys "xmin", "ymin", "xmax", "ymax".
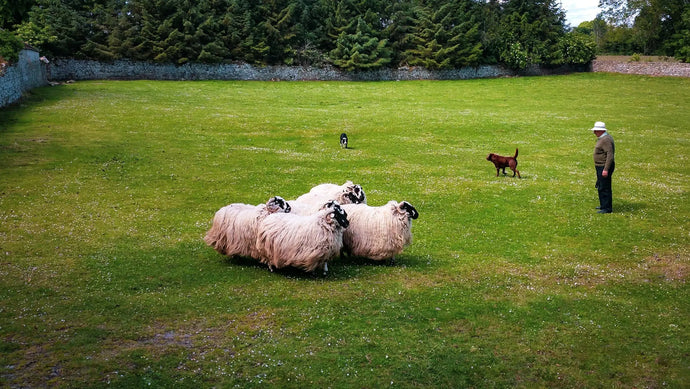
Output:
[{"xmin": 0, "ymin": 73, "xmax": 688, "ymax": 387}]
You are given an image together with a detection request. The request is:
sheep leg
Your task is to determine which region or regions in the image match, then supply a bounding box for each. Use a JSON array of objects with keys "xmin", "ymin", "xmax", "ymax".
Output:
[{"xmin": 387, "ymin": 256, "xmax": 396, "ymax": 266}]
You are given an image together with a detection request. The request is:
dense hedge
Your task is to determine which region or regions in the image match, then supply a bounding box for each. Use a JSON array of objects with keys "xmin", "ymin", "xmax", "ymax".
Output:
[
  {"xmin": 0, "ymin": 30, "xmax": 23, "ymax": 65},
  {"xmin": 12, "ymin": 0, "xmax": 596, "ymax": 71}
]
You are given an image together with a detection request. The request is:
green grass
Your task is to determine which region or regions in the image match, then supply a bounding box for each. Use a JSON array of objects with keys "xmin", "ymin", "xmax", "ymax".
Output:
[{"xmin": 1, "ymin": 73, "xmax": 688, "ymax": 387}]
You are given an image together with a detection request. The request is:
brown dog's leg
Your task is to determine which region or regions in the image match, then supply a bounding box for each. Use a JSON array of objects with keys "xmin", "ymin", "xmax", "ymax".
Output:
[
  {"xmin": 510, "ymin": 161, "xmax": 520, "ymax": 178},
  {"xmin": 496, "ymin": 168, "xmax": 500, "ymax": 177}
]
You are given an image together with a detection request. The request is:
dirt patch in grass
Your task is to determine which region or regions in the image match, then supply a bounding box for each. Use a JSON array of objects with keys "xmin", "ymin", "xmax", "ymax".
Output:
[
  {"xmin": 2, "ymin": 309, "xmax": 285, "ymax": 387},
  {"xmin": 643, "ymin": 253, "xmax": 689, "ymax": 282},
  {"xmin": 98, "ymin": 308, "xmax": 283, "ymax": 356}
]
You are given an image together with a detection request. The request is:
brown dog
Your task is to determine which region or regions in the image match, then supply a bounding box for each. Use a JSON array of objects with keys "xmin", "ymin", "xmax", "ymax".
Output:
[{"xmin": 486, "ymin": 148, "xmax": 521, "ymax": 178}]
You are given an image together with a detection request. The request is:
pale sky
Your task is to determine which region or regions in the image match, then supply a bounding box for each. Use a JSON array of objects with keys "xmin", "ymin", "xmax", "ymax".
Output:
[{"xmin": 560, "ymin": 0, "xmax": 601, "ymax": 27}]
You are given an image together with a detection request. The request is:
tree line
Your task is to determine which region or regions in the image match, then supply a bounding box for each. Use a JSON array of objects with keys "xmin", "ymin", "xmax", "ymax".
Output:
[
  {"xmin": 1, "ymin": 0, "xmax": 603, "ymax": 71},
  {"xmin": 577, "ymin": 0, "xmax": 689, "ymax": 61}
]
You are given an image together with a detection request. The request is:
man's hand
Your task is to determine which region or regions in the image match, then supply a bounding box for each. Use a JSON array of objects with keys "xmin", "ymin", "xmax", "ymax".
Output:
[{"xmin": 602, "ymin": 170, "xmax": 609, "ymax": 177}]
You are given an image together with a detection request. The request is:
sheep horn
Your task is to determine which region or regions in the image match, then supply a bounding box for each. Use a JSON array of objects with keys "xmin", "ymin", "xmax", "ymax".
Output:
[{"xmin": 401, "ymin": 201, "xmax": 419, "ymax": 219}]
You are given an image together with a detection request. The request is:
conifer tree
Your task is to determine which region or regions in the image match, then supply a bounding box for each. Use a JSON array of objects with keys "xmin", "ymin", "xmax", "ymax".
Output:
[
  {"xmin": 256, "ymin": 0, "xmax": 299, "ymax": 64},
  {"xmin": 19, "ymin": 0, "xmax": 88, "ymax": 58},
  {"xmin": 14, "ymin": 0, "xmax": 602, "ymax": 69},
  {"xmin": 330, "ymin": 16, "xmax": 391, "ymax": 70},
  {"xmin": 292, "ymin": 0, "xmax": 330, "ymax": 66},
  {"xmin": 497, "ymin": 0, "xmax": 566, "ymax": 68},
  {"xmin": 404, "ymin": 1, "xmax": 482, "ymax": 69},
  {"xmin": 195, "ymin": 0, "xmax": 232, "ymax": 63},
  {"xmin": 385, "ymin": 0, "xmax": 421, "ymax": 67}
]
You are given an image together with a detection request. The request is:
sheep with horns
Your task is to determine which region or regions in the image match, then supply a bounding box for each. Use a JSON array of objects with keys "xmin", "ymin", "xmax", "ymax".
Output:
[
  {"xmin": 255, "ymin": 201, "xmax": 349, "ymax": 275},
  {"xmin": 204, "ymin": 196, "xmax": 291, "ymax": 259},
  {"xmin": 340, "ymin": 201, "xmax": 419, "ymax": 264},
  {"xmin": 289, "ymin": 181, "xmax": 366, "ymax": 215}
]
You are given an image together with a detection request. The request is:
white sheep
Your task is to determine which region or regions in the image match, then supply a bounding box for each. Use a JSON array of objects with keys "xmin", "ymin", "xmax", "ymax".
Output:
[
  {"xmin": 204, "ymin": 196, "xmax": 291, "ymax": 259},
  {"xmin": 290, "ymin": 181, "xmax": 366, "ymax": 215},
  {"xmin": 340, "ymin": 201, "xmax": 419, "ymax": 264},
  {"xmin": 289, "ymin": 198, "xmax": 344, "ymax": 216},
  {"xmin": 255, "ymin": 203, "xmax": 349, "ymax": 275}
]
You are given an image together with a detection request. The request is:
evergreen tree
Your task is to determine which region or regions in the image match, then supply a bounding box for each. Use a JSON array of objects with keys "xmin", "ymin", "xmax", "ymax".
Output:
[
  {"xmin": 81, "ymin": 0, "xmax": 124, "ymax": 61},
  {"xmin": 12, "ymin": 0, "xmax": 610, "ymax": 69},
  {"xmin": 109, "ymin": 0, "xmax": 175, "ymax": 61},
  {"xmin": 18, "ymin": 0, "xmax": 89, "ymax": 58},
  {"xmin": 292, "ymin": 0, "xmax": 331, "ymax": 66},
  {"xmin": 478, "ymin": 0, "xmax": 503, "ymax": 64},
  {"xmin": 1, "ymin": 0, "xmax": 35, "ymax": 29},
  {"xmin": 404, "ymin": 1, "xmax": 482, "ymax": 69},
  {"xmin": 194, "ymin": 0, "xmax": 232, "ymax": 63},
  {"xmin": 225, "ymin": 0, "xmax": 254, "ymax": 62},
  {"xmin": 325, "ymin": 0, "xmax": 359, "ymax": 47},
  {"xmin": 497, "ymin": 0, "xmax": 567, "ymax": 68},
  {"xmin": 256, "ymin": 0, "xmax": 299, "ymax": 64},
  {"xmin": 384, "ymin": 0, "xmax": 421, "ymax": 67},
  {"xmin": 330, "ymin": 16, "xmax": 391, "ymax": 70}
]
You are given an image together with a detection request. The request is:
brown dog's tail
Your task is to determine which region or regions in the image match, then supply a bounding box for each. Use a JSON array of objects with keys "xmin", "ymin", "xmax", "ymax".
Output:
[{"xmin": 514, "ymin": 148, "xmax": 519, "ymax": 159}]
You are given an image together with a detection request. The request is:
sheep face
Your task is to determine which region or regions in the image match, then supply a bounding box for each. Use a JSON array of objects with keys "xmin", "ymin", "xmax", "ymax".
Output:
[
  {"xmin": 267, "ymin": 196, "xmax": 291, "ymax": 213},
  {"xmin": 329, "ymin": 205, "xmax": 349, "ymax": 228},
  {"xmin": 345, "ymin": 184, "xmax": 366, "ymax": 204},
  {"xmin": 399, "ymin": 201, "xmax": 419, "ymax": 220},
  {"xmin": 320, "ymin": 200, "xmax": 340, "ymax": 210}
]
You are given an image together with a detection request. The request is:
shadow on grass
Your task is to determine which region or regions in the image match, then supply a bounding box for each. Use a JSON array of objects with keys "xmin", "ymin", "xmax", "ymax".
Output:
[
  {"xmin": 615, "ymin": 199, "xmax": 647, "ymax": 213},
  {"xmin": 216, "ymin": 252, "xmax": 427, "ymax": 280}
]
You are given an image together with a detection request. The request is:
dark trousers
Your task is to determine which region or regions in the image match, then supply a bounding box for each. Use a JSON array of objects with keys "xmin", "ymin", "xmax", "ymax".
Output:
[{"xmin": 595, "ymin": 165, "xmax": 614, "ymax": 212}]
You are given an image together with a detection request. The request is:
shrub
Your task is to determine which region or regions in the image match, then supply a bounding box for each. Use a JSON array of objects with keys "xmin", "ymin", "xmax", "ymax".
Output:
[
  {"xmin": 557, "ymin": 32, "xmax": 597, "ymax": 66},
  {"xmin": 500, "ymin": 42, "xmax": 530, "ymax": 70},
  {"xmin": 630, "ymin": 53, "xmax": 642, "ymax": 62},
  {"xmin": 0, "ymin": 30, "xmax": 24, "ymax": 65}
]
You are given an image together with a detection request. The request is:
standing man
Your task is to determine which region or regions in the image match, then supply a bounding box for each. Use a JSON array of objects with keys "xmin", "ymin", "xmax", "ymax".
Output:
[{"xmin": 591, "ymin": 121, "xmax": 615, "ymax": 214}]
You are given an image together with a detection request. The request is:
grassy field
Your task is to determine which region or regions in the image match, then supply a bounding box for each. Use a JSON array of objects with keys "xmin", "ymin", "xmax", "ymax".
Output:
[{"xmin": 0, "ymin": 73, "xmax": 688, "ymax": 387}]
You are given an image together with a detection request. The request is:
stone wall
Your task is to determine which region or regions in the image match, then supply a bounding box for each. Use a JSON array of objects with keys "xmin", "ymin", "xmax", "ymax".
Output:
[
  {"xmin": 592, "ymin": 59, "xmax": 690, "ymax": 78},
  {"xmin": 0, "ymin": 49, "xmax": 48, "ymax": 108},
  {"xmin": 47, "ymin": 59, "xmax": 585, "ymax": 82},
  {"xmin": 3, "ymin": 52, "xmax": 688, "ymax": 110}
]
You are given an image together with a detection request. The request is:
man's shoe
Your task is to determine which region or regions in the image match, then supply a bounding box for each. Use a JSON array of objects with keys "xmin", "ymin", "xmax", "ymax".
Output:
[
  {"xmin": 595, "ymin": 206, "xmax": 602, "ymax": 209},
  {"xmin": 597, "ymin": 209, "xmax": 612, "ymax": 214}
]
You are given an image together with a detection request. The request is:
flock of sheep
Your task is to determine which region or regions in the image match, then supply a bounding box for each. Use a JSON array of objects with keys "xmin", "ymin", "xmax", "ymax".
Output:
[{"xmin": 204, "ymin": 181, "xmax": 419, "ymax": 275}]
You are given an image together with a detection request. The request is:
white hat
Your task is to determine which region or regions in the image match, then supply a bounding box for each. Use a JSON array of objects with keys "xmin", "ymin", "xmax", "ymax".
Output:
[{"xmin": 590, "ymin": 121, "xmax": 606, "ymax": 132}]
